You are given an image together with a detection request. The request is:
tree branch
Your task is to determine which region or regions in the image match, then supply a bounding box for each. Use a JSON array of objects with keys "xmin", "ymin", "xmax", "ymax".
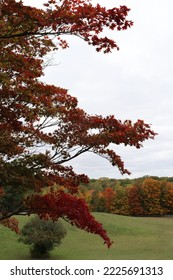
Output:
[
  {"xmin": 0, "ymin": 206, "xmax": 29, "ymax": 221},
  {"xmin": 56, "ymin": 146, "xmax": 91, "ymax": 164}
]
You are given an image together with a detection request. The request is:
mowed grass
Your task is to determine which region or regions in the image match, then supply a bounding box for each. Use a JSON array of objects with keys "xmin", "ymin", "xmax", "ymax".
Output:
[{"xmin": 0, "ymin": 213, "xmax": 173, "ymax": 260}]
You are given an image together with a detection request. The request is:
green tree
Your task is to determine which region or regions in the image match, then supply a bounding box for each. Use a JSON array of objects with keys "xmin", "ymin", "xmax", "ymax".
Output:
[
  {"xmin": 90, "ymin": 190, "xmax": 106, "ymax": 212},
  {"xmin": 111, "ymin": 186, "xmax": 130, "ymax": 215},
  {"xmin": 19, "ymin": 216, "xmax": 67, "ymax": 258}
]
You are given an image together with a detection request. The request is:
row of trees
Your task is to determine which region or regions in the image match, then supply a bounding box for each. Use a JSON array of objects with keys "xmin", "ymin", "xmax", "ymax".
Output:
[{"xmin": 80, "ymin": 178, "xmax": 173, "ymax": 216}]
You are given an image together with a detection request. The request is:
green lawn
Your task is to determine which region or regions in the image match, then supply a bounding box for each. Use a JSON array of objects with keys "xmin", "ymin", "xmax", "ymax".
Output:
[{"xmin": 0, "ymin": 213, "xmax": 173, "ymax": 260}]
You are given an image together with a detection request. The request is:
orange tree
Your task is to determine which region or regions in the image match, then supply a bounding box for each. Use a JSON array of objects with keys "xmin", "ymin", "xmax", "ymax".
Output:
[
  {"xmin": 102, "ymin": 187, "xmax": 116, "ymax": 213},
  {"xmin": 0, "ymin": 0, "xmax": 156, "ymax": 247},
  {"xmin": 139, "ymin": 178, "xmax": 164, "ymax": 216}
]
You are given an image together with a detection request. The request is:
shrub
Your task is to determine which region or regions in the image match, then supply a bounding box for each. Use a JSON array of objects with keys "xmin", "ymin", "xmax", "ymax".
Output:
[{"xmin": 19, "ymin": 216, "xmax": 67, "ymax": 258}]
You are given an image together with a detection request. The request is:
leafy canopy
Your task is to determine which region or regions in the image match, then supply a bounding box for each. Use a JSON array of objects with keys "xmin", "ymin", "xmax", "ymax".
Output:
[{"xmin": 0, "ymin": 0, "xmax": 156, "ymax": 247}]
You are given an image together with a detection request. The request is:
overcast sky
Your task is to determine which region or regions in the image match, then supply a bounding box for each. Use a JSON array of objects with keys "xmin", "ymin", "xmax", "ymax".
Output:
[{"xmin": 26, "ymin": 0, "xmax": 173, "ymax": 179}]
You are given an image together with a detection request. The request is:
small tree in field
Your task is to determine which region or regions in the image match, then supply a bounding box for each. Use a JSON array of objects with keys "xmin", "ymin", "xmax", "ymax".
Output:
[
  {"xmin": 19, "ymin": 216, "xmax": 67, "ymax": 259},
  {"xmin": 0, "ymin": 0, "xmax": 156, "ymax": 247}
]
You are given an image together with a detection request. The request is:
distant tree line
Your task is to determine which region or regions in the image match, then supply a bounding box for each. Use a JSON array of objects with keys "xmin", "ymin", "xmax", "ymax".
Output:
[{"xmin": 79, "ymin": 177, "xmax": 173, "ymax": 216}]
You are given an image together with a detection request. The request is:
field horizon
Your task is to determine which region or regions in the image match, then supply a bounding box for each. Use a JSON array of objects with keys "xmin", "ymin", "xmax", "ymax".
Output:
[{"xmin": 0, "ymin": 213, "xmax": 173, "ymax": 260}]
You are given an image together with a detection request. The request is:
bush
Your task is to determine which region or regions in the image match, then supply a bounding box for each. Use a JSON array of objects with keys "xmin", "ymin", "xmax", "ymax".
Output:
[{"xmin": 19, "ymin": 216, "xmax": 67, "ymax": 258}]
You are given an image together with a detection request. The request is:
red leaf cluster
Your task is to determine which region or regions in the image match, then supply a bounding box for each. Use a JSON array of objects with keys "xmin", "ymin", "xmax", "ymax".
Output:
[
  {"xmin": 26, "ymin": 191, "xmax": 113, "ymax": 247},
  {"xmin": 0, "ymin": 0, "xmax": 133, "ymax": 53}
]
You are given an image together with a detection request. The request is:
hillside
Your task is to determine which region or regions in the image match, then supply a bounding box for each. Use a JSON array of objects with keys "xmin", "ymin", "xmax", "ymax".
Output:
[{"xmin": 0, "ymin": 213, "xmax": 173, "ymax": 260}]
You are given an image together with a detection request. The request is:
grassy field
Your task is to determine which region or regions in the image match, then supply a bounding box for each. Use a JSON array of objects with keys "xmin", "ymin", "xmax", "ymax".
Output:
[{"xmin": 0, "ymin": 213, "xmax": 173, "ymax": 260}]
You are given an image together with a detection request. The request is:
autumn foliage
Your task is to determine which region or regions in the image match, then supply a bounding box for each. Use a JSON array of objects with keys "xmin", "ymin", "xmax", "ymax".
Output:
[
  {"xmin": 87, "ymin": 178, "xmax": 173, "ymax": 217},
  {"xmin": 0, "ymin": 0, "xmax": 156, "ymax": 246}
]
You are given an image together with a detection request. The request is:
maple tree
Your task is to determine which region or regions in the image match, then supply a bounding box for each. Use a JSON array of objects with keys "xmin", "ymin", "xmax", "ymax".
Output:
[
  {"xmin": 0, "ymin": 0, "xmax": 156, "ymax": 247},
  {"xmin": 102, "ymin": 187, "xmax": 116, "ymax": 212},
  {"xmin": 128, "ymin": 185, "xmax": 145, "ymax": 216}
]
